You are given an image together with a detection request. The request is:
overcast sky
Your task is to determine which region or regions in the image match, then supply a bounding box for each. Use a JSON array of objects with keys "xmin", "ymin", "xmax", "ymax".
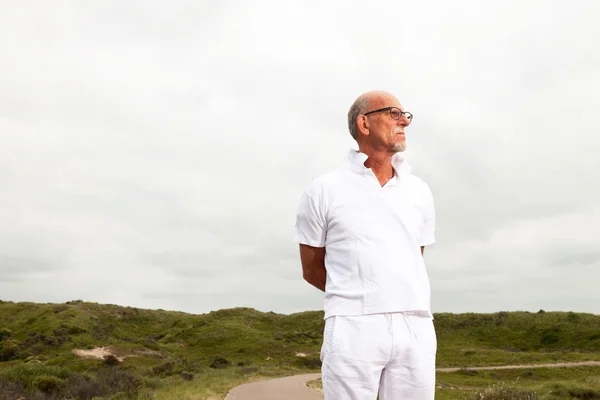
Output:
[{"xmin": 1, "ymin": 1, "xmax": 599, "ymax": 316}]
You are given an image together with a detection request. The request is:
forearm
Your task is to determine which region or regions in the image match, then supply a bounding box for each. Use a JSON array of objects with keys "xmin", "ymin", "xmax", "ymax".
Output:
[
  {"xmin": 299, "ymin": 244, "xmax": 327, "ymax": 292},
  {"xmin": 304, "ymin": 264, "xmax": 326, "ymax": 292}
]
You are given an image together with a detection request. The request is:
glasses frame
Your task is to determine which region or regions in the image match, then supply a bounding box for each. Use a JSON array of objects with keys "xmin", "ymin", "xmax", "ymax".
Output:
[{"xmin": 363, "ymin": 107, "xmax": 413, "ymax": 121}]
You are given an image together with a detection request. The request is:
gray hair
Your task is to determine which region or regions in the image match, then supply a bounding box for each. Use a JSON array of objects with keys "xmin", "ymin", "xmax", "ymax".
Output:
[{"xmin": 347, "ymin": 94, "xmax": 370, "ymax": 141}]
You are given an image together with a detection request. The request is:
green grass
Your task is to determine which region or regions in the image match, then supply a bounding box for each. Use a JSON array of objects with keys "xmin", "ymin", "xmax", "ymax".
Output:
[
  {"xmin": 435, "ymin": 366, "xmax": 600, "ymax": 399},
  {"xmin": 1, "ymin": 299, "xmax": 600, "ymax": 399},
  {"xmin": 308, "ymin": 367, "xmax": 600, "ymax": 399}
]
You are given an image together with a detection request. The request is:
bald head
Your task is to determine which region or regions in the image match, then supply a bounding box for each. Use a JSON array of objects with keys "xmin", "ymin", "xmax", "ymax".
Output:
[{"xmin": 347, "ymin": 91, "xmax": 400, "ymax": 141}]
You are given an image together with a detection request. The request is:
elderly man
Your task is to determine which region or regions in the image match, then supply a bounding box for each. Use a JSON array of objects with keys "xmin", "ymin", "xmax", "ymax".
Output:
[{"xmin": 295, "ymin": 90, "xmax": 437, "ymax": 399}]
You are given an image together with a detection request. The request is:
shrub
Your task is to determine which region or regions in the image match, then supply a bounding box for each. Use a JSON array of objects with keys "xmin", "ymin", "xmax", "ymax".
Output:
[
  {"xmin": 180, "ymin": 371, "xmax": 194, "ymax": 380},
  {"xmin": 53, "ymin": 328, "xmax": 69, "ymax": 337},
  {"xmin": 293, "ymin": 356, "xmax": 322, "ymax": 369},
  {"xmin": 65, "ymin": 325, "xmax": 87, "ymax": 335},
  {"xmin": 52, "ymin": 305, "xmax": 69, "ymax": 314},
  {"xmin": 0, "ymin": 339, "xmax": 20, "ymax": 361},
  {"xmin": 475, "ymin": 382, "xmax": 538, "ymax": 399},
  {"xmin": 209, "ymin": 356, "xmax": 231, "ymax": 369},
  {"xmin": 103, "ymin": 354, "xmax": 120, "ymax": 366},
  {"xmin": 63, "ymin": 374, "xmax": 105, "ymax": 399},
  {"xmin": 549, "ymin": 384, "xmax": 600, "ymax": 400},
  {"xmin": 458, "ymin": 368, "xmax": 478, "ymax": 376},
  {"xmin": 0, "ymin": 328, "xmax": 11, "ymax": 341},
  {"xmin": 0, "ymin": 363, "xmax": 73, "ymax": 390},
  {"xmin": 567, "ymin": 388, "xmax": 600, "ymax": 399},
  {"xmin": 34, "ymin": 375, "xmax": 66, "ymax": 394},
  {"xmin": 152, "ymin": 361, "xmax": 174, "ymax": 376},
  {"xmin": 238, "ymin": 366, "xmax": 260, "ymax": 374},
  {"xmin": 42, "ymin": 336, "xmax": 62, "ymax": 347},
  {"xmin": 0, "ymin": 377, "xmax": 30, "ymax": 400},
  {"xmin": 0, "ymin": 364, "xmax": 149, "ymax": 399},
  {"xmin": 96, "ymin": 367, "xmax": 141, "ymax": 396}
]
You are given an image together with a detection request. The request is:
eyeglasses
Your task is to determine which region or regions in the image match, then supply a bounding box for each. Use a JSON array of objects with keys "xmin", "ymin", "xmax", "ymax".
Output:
[{"xmin": 363, "ymin": 107, "xmax": 413, "ymax": 121}]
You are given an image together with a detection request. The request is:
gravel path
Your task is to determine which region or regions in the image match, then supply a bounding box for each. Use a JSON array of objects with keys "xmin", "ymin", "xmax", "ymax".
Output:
[
  {"xmin": 224, "ymin": 361, "xmax": 600, "ymax": 399},
  {"xmin": 225, "ymin": 373, "xmax": 322, "ymax": 400}
]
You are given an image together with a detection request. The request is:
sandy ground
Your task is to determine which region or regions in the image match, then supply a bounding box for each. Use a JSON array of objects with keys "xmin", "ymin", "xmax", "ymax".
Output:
[
  {"xmin": 224, "ymin": 361, "xmax": 600, "ymax": 399},
  {"xmin": 71, "ymin": 346, "xmax": 162, "ymax": 362},
  {"xmin": 72, "ymin": 346, "xmax": 125, "ymax": 361}
]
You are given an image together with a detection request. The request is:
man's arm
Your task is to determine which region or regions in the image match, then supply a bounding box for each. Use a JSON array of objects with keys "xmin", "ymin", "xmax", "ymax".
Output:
[
  {"xmin": 421, "ymin": 246, "xmax": 425, "ymax": 256},
  {"xmin": 299, "ymin": 244, "xmax": 326, "ymax": 292}
]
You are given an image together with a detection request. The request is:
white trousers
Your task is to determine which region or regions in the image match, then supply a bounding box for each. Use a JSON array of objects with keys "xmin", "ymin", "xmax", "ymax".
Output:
[{"xmin": 320, "ymin": 312, "xmax": 437, "ymax": 400}]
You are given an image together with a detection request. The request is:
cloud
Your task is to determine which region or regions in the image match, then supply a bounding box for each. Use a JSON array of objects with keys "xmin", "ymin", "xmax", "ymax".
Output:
[
  {"xmin": 0, "ymin": 0, "xmax": 599, "ymax": 315},
  {"xmin": 428, "ymin": 207, "xmax": 600, "ymax": 313}
]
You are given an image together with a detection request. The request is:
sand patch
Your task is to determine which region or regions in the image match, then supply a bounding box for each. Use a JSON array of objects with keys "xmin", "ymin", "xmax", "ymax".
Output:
[
  {"xmin": 72, "ymin": 346, "xmax": 164, "ymax": 362},
  {"xmin": 72, "ymin": 346, "xmax": 125, "ymax": 362}
]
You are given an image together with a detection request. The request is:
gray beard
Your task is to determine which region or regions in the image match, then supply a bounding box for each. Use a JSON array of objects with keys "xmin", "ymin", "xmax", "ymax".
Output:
[{"xmin": 392, "ymin": 142, "xmax": 406, "ymax": 152}]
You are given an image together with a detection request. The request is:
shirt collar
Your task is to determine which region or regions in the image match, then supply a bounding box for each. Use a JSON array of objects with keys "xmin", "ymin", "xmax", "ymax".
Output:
[{"xmin": 347, "ymin": 148, "xmax": 411, "ymax": 177}]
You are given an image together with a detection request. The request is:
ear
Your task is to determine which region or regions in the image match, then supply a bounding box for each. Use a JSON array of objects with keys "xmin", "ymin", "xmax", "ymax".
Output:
[{"xmin": 357, "ymin": 115, "xmax": 370, "ymax": 136}]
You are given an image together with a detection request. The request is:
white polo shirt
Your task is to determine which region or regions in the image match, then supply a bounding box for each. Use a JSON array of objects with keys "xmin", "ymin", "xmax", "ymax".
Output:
[{"xmin": 295, "ymin": 149, "xmax": 436, "ymax": 320}]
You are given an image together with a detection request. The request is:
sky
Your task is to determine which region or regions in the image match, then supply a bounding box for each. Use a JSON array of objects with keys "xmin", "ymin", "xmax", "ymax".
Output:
[{"xmin": 1, "ymin": 0, "xmax": 599, "ymax": 316}]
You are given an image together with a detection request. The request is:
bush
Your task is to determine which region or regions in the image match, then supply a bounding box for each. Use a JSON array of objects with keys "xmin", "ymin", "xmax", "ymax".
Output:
[
  {"xmin": 34, "ymin": 375, "xmax": 66, "ymax": 394},
  {"xmin": 63, "ymin": 374, "xmax": 105, "ymax": 399},
  {"xmin": 548, "ymin": 384, "xmax": 600, "ymax": 400},
  {"xmin": 180, "ymin": 371, "xmax": 194, "ymax": 380},
  {"xmin": 292, "ymin": 357, "xmax": 322, "ymax": 369},
  {"xmin": 0, "ymin": 363, "xmax": 151, "ymax": 399},
  {"xmin": 474, "ymin": 382, "xmax": 538, "ymax": 399},
  {"xmin": 0, "ymin": 363, "xmax": 73, "ymax": 391},
  {"xmin": 152, "ymin": 361, "xmax": 174, "ymax": 376},
  {"xmin": 103, "ymin": 354, "xmax": 120, "ymax": 366},
  {"xmin": 0, "ymin": 339, "xmax": 20, "ymax": 361},
  {"xmin": 0, "ymin": 377, "xmax": 26, "ymax": 400},
  {"xmin": 567, "ymin": 388, "xmax": 600, "ymax": 399},
  {"xmin": 458, "ymin": 368, "xmax": 478, "ymax": 376},
  {"xmin": 238, "ymin": 366, "xmax": 260, "ymax": 374},
  {"xmin": 0, "ymin": 328, "xmax": 11, "ymax": 341},
  {"xmin": 42, "ymin": 336, "xmax": 62, "ymax": 347},
  {"xmin": 96, "ymin": 367, "xmax": 141, "ymax": 396},
  {"xmin": 65, "ymin": 325, "xmax": 87, "ymax": 335},
  {"xmin": 209, "ymin": 357, "xmax": 231, "ymax": 369}
]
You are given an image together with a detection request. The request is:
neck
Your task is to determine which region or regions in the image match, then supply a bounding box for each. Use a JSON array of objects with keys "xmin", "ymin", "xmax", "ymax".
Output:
[{"xmin": 359, "ymin": 146, "xmax": 396, "ymax": 186}]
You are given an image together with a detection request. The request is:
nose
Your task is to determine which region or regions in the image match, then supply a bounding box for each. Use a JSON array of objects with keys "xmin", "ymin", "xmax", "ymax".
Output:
[{"xmin": 398, "ymin": 114, "xmax": 410, "ymax": 126}]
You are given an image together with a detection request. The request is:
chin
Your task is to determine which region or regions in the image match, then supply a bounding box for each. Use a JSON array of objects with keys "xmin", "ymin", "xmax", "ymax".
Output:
[{"xmin": 392, "ymin": 143, "xmax": 406, "ymax": 152}]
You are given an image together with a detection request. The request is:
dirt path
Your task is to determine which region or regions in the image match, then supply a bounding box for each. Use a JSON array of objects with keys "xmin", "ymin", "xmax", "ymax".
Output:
[
  {"xmin": 224, "ymin": 361, "xmax": 600, "ymax": 399},
  {"xmin": 436, "ymin": 360, "xmax": 600, "ymax": 372},
  {"xmin": 225, "ymin": 373, "xmax": 322, "ymax": 400}
]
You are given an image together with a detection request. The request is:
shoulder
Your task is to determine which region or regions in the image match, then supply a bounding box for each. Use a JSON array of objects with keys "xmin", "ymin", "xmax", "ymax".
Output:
[
  {"xmin": 405, "ymin": 173, "xmax": 434, "ymax": 201},
  {"xmin": 303, "ymin": 166, "xmax": 349, "ymax": 198}
]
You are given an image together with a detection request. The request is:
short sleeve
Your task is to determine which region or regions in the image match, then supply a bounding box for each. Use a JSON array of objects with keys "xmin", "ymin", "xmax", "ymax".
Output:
[
  {"xmin": 419, "ymin": 186, "xmax": 436, "ymax": 246},
  {"xmin": 295, "ymin": 192, "xmax": 327, "ymax": 247}
]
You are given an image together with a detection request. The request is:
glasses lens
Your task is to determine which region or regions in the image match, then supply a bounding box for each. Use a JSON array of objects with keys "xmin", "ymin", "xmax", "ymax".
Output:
[{"xmin": 390, "ymin": 108, "xmax": 412, "ymax": 121}]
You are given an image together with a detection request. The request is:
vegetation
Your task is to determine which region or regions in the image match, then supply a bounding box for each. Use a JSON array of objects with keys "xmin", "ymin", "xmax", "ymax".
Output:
[
  {"xmin": 309, "ymin": 366, "xmax": 600, "ymax": 399},
  {"xmin": 0, "ymin": 300, "xmax": 599, "ymax": 399}
]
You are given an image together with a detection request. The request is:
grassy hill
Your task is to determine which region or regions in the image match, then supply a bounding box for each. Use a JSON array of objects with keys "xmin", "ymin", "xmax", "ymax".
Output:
[{"xmin": 1, "ymin": 299, "xmax": 600, "ymax": 399}]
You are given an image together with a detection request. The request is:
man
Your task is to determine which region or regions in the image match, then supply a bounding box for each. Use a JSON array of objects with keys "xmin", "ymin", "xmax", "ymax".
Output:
[{"xmin": 295, "ymin": 90, "xmax": 437, "ymax": 399}]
